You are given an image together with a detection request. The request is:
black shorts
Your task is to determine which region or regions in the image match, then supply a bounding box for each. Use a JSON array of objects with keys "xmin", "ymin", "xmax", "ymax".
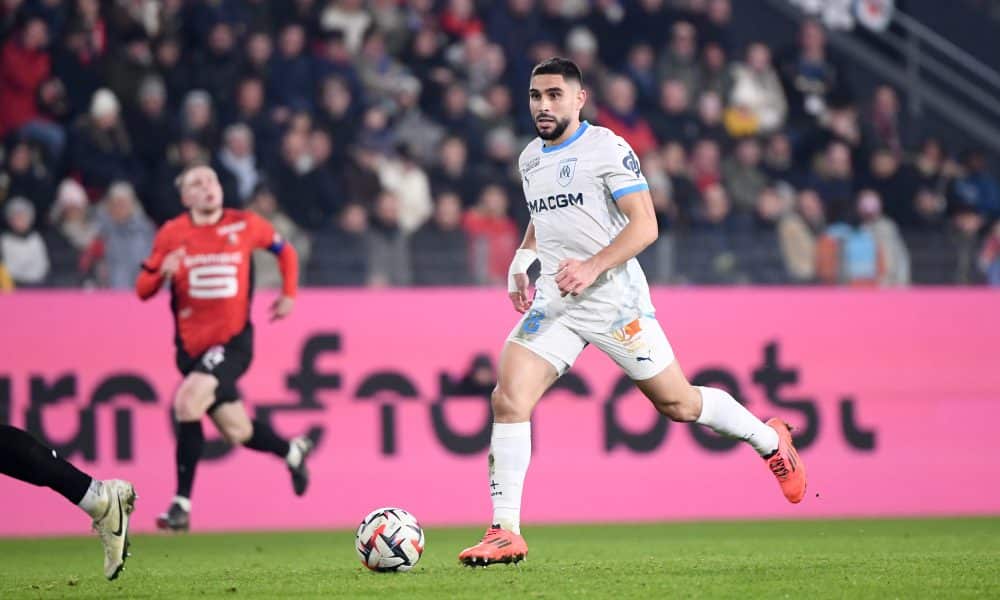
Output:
[{"xmin": 175, "ymin": 324, "xmax": 254, "ymax": 412}]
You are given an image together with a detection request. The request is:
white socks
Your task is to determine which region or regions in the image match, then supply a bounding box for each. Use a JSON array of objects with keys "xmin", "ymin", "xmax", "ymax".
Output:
[
  {"xmin": 286, "ymin": 441, "xmax": 303, "ymax": 469},
  {"xmin": 695, "ymin": 386, "xmax": 779, "ymax": 457},
  {"xmin": 172, "ymin": 495, "xmax": 192, "ymax": 512},
  {"xmin": 489, "ymin": 421, "xmax": 531, "ymax": 534},
  {"xmin": 78, "ymin": 479, "xmax": 105, "ymax": 519}
]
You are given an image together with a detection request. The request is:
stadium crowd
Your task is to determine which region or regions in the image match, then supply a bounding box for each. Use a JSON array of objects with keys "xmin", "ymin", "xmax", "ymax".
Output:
[{"xmin": 1, "ymin": 0, "xmax": 999, "ymax": 291}]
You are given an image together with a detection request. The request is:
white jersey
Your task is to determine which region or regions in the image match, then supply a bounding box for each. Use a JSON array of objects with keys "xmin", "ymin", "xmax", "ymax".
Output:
[{"xmin": 517, "ymin": 121, "xmax": 655, "ymax": 332}]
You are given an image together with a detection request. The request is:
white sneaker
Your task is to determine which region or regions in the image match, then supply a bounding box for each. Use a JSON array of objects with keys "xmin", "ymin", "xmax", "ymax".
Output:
[{"xmin": 92, "ymin": 479, "xmax": 137, "ymax": 580}]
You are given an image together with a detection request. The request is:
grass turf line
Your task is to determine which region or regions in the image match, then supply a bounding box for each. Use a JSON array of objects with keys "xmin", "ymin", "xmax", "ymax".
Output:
[{"xmin": 0, "ymin": 518, "xmax": 997, "ymax": 599}]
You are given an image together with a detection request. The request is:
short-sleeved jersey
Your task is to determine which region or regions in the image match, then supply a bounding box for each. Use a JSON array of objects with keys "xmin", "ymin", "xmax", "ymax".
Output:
[
  {"xmin": 142, "ymin": 209, "xmax": 282, "ymax": 356},
  {"xmin": 517, "ymin": 121, "xmax": 654, "ymax": 332}
]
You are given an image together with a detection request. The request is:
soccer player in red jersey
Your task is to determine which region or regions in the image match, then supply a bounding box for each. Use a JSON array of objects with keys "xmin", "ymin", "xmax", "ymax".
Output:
[{"xmin": 136, "ymin": 165, "xmax": 313, "ymax": 531}]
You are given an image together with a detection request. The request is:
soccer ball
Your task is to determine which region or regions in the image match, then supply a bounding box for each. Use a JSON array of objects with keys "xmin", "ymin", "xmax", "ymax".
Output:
[{"xmin": 355, "ymin": 507, "xmax": 425, "ymax": 572}]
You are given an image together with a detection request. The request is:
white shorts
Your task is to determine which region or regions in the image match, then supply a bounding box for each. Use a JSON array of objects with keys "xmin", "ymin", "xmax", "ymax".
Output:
[{"xmin": 507, "ymin": 310, "xmax": 675, "ymax": 380}]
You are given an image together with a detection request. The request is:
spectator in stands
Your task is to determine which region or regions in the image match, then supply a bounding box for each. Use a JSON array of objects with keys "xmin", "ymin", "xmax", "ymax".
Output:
[
  {"xmin": 950, "ymin": 202, "xmax": 987, "ymax": 284},
  {"xmin": 377, "ymin": 145, "xmax": 433, "ymax": 234},
  {"xmin": 0, "ymin": 139, "xmax": 55, "ymax": 221},
  {"xmin": 45, "ymin": 178, "xmax": 95, "ymax": 287},
  {"xmin": 52, "ymin": 25, "xmax": 102, "ymax": 125},
  {"xmin": 657, "ymin": 21, "xmax": 700, "ymax": 96},
  {"xmin": 661, "ymin": 141, "xmax": 700, "ymax": 225},
  {"xmin": 269, "ymin": 22, "xmax": 313, "ymax": 112},
  {"xmin": 857, "ymin": 189, "xmax": 910, "ymax": 286},
  {"xmin": 105, "ymin": 28, "xmax": 155, "ymax": 115},
  {"xmin": 819, "ymin": 205, "xmax": 882, "ymax": 286},
  {"xmin": 463, "ymin": 183, "xmax": 518, "ymax": 285},
  {"xmin": 126, "ymin": 76, "xmax": 172, "ymax": 181},
  {"xmin": 315, "ymin": 75, "xmax": 359, "ymax": 156},
  {"xmin": 689, "ymin": 138, "xmax": 723, "ymax": 193},
  {"xmin": 911, "ymin": 137, "xmax": 948, "ymax": 193},
  {"xmin": 703, "ymin": 0, "xmax": 734, "ymax": 52},
  {"xmin": 429, "ymin": 135, "xmax": 479, "ymax": 205},
  {"xmin": 597, "ymin": 74, "xmax": 657, "ymax": 158},
  {"xmin": 762, "ymin": 132, "xmax": 798, "ymax": 186},
  {"xmin": 908, "ymin": 188, "xmax": 948, "ymax": 232},
  {"xmin": 247, "ymin": 184, "xmax": 311, "ymax": 289},
  {"xmin": 722, "ymin": 137, "xmax": 768, "ymax": 213},
  {"xmin": 179, "ymin": 89, "xmax": 218, "ymax": 149},
  {"xmin": 440, "ymin": 0, "xmax": 484, "ymax": 42},
  {"xmin": 367, "ymin": 190, "xmax": 411, "ymax": 286},
  {"xmin": 402, "ymin": 24, "xmax": 451, "ymax": 115},
  {"xmin": 863, "ymin": 85, "xmax": 905, "ymax": 157},
  {"xmin": 647, "ymin": 79, "xmax": 699, "ymax": 148},
  {"xmin": 746, "ymin": 187, "xmax": 789, "ymax": 284},
  {"xmin": 863, "ymin": 146, "xmax": 920, "ymax": 226},
  {"xmin": 87, "ymin": 181, "xmax": 153, "ymax": 289},
  {"xmin": 308, "ymin": 128, "xmax": 345, "ymax": 213},
  {"xmin": 779, "ymin": 188, "xmax": 825, "ymax": 283},
  {"xmin": 778, "ymin": 19, "xmax": 842, "ymax": 122},
  {"xmin": 308, "ymin": 202, "xmax": 370, "ymax": 286},
  {"xmin": 270, "ymin": 128, "xmax": 338, "ymax": 231},
  {"xmin": 437, "ymin": 83, "xmax": 486, "ymax": 158},
  {"xmin": 215, "ymin": 123, "xmax": 259, "ymax": 204},
  {"xmin": 729, "ymin": 42, "xmax": 787, "ymax": 135},
  {"xmin": 1, "ymin": 197, "xmax": 49, "ymax": 286},
  {"xmin": 0, "ymin": 17, "xmax": 51, "ymax": 140},
  {"xmin": 694, "ymin": 90, "xmax": 728, "ymax": 144},
  {"xmin": 480, "ymin": 82, "xmax": 517, "ymax": 134},
  {"xmin": 391, "ymin": 76, "xmax": 445, "ymax": 164},
  {"xmin": 809, "ymin": 140, "xmax": 854, "ymax": 223},
  {"xmin": 194, "ymin": 21, "xmax": 241, "ymax": 116},
  {"xmin": 357, "ymin": 27, "xmax": 410, "ymax": 100},
  {"xmin": 229, "ymin": 77, "xmax": 276, "ymax": 166},
  {"xmin": 153, "ymin": 36, "xmax": 189, "ymax": 109},
  {"xmin": 698, "ymin": 42, "xmax": 732, "ymax": 100},
  {"xmin": 71, "ymin": 88, "xmax": 136, "ymax": 194},
  {"xmin": 978, "ymin": 222, "xmax": 1000, "ymax": 285},
  {"xmin": 472, "ymin": 127, "xmax": 520, "ymax": 199},
  {"xmin": 411, "ymin": 190, "xmax": 473, "ymax": 285},
  {"xmin": 950, "ymin": 149, "xmax": 1000, "ymax": 220},
  {"xmin": 322, "ymin": 0, "xmax": 374, "ymax": 54},
  {"xmin": 624, "ymin": 42, "xmax": 658, "ymax": 112},
  {"xmin": 565, "ymin": 27, "xmax": 606, "ymax": 98},
  {"xmin": 241, "ymin": 29, "xmax": 274, "ymax": 82}
]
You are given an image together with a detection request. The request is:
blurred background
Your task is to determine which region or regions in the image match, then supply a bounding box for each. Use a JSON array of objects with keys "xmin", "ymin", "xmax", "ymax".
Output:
[
  {"xmin": 0, "ymin": 0, "xmax": 999, "ymax": 289},
  {"xmin": 1, "ymin": 0, "xmax": 999, "ymax": 534}
]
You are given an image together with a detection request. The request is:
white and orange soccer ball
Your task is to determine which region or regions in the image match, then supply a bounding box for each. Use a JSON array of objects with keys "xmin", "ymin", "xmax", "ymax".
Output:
[{"xmin": 355, "ymin": 507, "xmax": 425, "ymax": 572}]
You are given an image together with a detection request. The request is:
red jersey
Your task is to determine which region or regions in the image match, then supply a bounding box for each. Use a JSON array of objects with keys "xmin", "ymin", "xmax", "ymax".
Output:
[{"xmin": 136, "ymin": 209, "xmax": 298, "ymax": 356}]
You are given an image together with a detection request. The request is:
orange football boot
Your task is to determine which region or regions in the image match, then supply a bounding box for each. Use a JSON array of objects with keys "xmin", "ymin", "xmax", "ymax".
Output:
[
  {"xmin": 765, "ymin": 418, "xmax": 807, "ymax": 503},
  {"xmin": 459, "ymin": 526, "xmax": 528, "ymax": 566}
]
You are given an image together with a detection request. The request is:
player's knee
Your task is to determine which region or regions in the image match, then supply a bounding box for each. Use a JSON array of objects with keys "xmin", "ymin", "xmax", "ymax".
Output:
[
  {"xmin": 651, "ymin": 389, "xmax": 701, "ymax": 422},
  {"xmin": 221, "ymin": 421, "xmax": 252, "ymax": 445},
  {"xmin": 491, "ymin": 386, "xmax": 530, "ymax": 422},
  {"xmin": 174, "ymin": 380, "xmax": 210, "ymax": 421}
]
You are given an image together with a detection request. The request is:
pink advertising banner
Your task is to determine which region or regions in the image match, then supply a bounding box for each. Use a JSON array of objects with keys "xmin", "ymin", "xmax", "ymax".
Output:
[{"xmin": 1, "ymin": 289, "xmax": 998, "ymax": 536}]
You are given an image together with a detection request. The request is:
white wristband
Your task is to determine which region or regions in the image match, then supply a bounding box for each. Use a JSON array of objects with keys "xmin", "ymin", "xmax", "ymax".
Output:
[{"xmin": 507, "ymin": 248, "xmax": 538, "ymax": 292}]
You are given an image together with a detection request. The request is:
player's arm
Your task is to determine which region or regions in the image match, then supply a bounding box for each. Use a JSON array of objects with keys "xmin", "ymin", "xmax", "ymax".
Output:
[
  {"xmin": 135, "ymin": 227, "xmax": 184, "ymax": 300},
  {"xmin": 250, "ymin": 213, "xmax": 299, "ymax": 321},
  {"xmin": 507, "ymin": 221, "xmax": 537, "ymax": 313},
  {"xmin": 555, "ymin": 190, "xmax": 658, "ymax": 296}
]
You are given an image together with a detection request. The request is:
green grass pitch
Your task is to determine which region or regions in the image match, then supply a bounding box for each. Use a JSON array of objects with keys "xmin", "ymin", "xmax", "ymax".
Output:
[{"xmin": 1, "ymin": 518, "xmax": 998, "ymax": 598}]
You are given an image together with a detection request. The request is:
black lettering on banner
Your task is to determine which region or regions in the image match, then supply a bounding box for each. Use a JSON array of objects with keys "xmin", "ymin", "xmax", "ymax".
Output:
[
  {"xmin": 287, "ymin": 334, "xmax": 342, "ymax": 406},
  {"xmin": 356, "ymin": 372, "xmax": 418, "ymax": 455},
  {"xmin": 604, "ymin": 374, "xmax": 668, "ymax": 452},
  {"xmin": 26, "ymin": 374, "xmax": 96, "ymax": 461},
  {"xmin": 430, "ymin": 372, "xmax": 492, "ymax": 455},
  {"xmin": 90, "ymin": 374, "xmax": 158, "ymax": 460},
  {"xmin": 752, "ymin": 341, "xmax": 819, "ymax": 450},
  {"xmin": 840, "ymin": 396, "xmax": 876, "ymax": 450},
  {"xmin": 0, "ymin": 376, "xmax": 10, "ymax": 425},
  {"xmin": 688, "ymin": 368, "xmax": 744, "ymax": 452}
]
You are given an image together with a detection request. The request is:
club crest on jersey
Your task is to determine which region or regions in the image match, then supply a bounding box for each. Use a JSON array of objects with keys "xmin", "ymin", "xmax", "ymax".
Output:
[
  {"xmin": 217, "ymin": 221, "xmax": 246, "ymax": 244},
  {"xmin": 622, "ymin": 151, "xmax": 641, "ymax": 177},
  {"xmin": 557, "ymin": 158, "xmax": 578, "ymax": 187}
]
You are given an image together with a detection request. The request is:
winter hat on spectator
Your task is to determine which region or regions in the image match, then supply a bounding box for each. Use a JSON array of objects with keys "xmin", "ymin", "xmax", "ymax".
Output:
[
  {"xmin": 566, "ymin": 26, "xmax": 598, "ymax": 56},
  {"xmin": 4, "ymin": 197, "xmax": 35, "ymax": 225},
  {"xmin": 91, "ymin": 88, "xmax": 120, "ymax": 119},
  {"xmin": 51, "ymin": 179, "xmax": 88, "ymax": 220}
]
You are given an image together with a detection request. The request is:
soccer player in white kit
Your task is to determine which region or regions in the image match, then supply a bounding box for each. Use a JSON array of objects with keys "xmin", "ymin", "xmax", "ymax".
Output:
[{"xmin": 458, "ymin": 58, "xmax": 807, "ymax": 566}]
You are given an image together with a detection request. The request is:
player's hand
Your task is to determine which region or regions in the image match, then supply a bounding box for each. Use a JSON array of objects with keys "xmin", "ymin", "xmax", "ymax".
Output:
[
  {"xmin": 160, "ymin": 247, "xmax": 186, "ymax": 278},
  {"xmin": 508, "ymin": 273, "xmax": 532, "ymax": 313},
  {"xmin": 270, "ymin": 295, "xmax": 295, "ymax": 321},
  {"xmin": 555, "ymin": 258, "xmax": 600, "ymax": 297}
]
